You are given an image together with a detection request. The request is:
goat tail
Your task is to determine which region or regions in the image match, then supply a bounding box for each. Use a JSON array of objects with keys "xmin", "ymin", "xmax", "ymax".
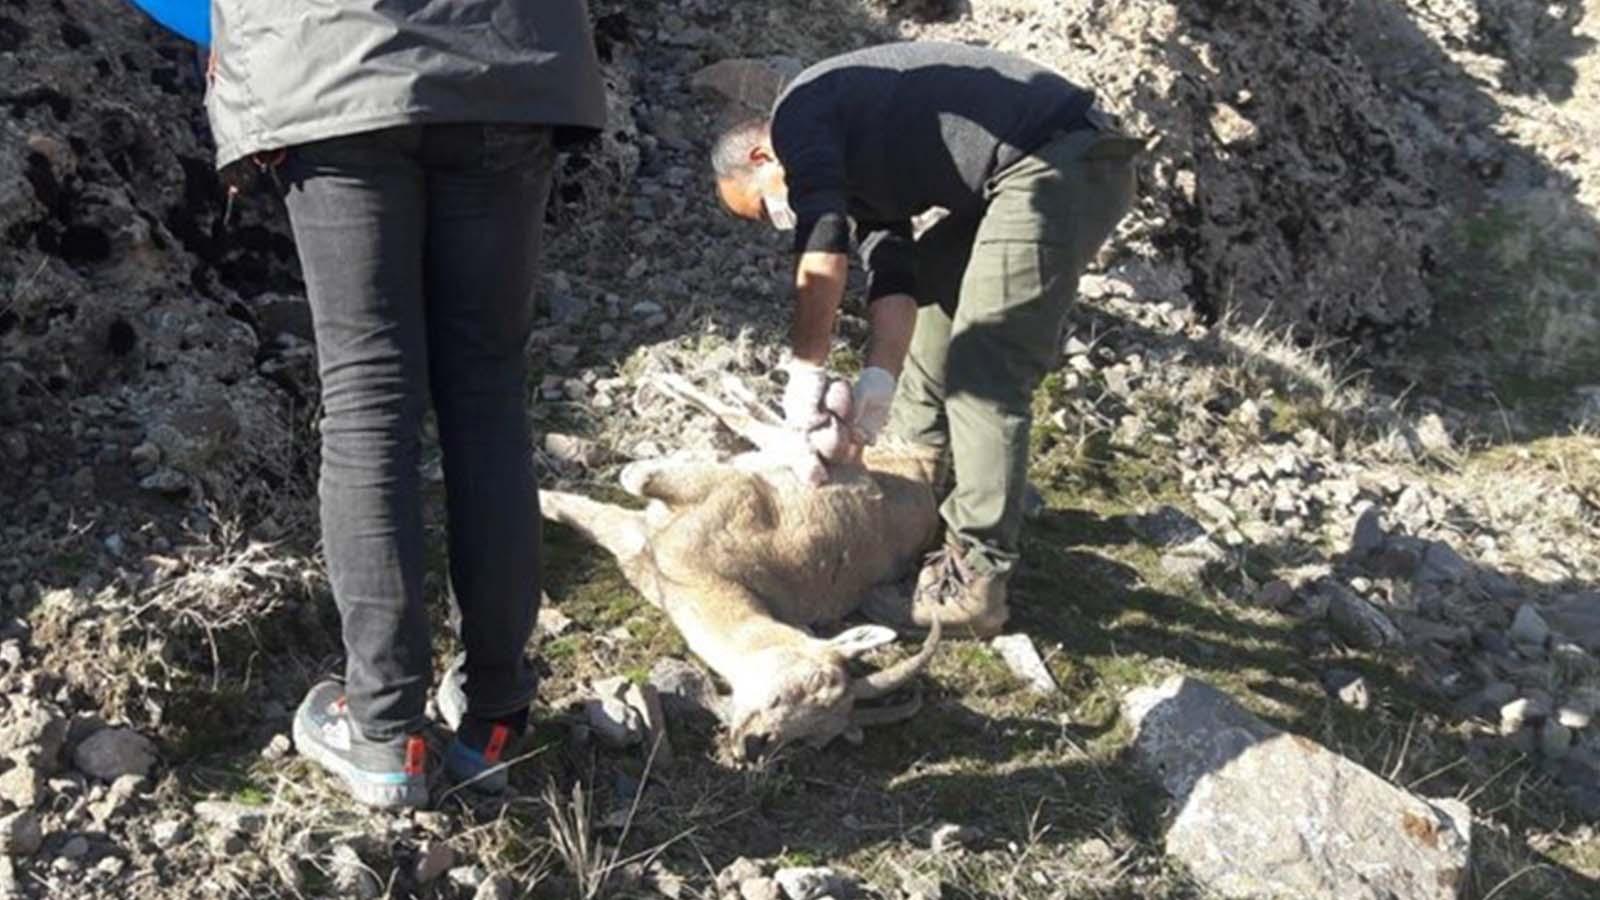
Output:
[{"xmin": 539, "ymin": 490, "xmax": 649, "ymax": 561}]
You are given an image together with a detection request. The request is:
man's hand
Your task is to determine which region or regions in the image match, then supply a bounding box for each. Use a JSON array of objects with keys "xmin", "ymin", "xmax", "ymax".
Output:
[
  {"xmin": 850, "ymin": 366, "xmax": 896, "ymax": 444},
  {"xmin": 781, "ymin": 360, "xmax": 831, "ymax": 431}
]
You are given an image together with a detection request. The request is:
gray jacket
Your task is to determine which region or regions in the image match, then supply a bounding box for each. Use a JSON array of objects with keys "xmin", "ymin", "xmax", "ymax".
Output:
[{"xmin": 205, "ymin": 0, "xmax": 607, "ymax": 169}]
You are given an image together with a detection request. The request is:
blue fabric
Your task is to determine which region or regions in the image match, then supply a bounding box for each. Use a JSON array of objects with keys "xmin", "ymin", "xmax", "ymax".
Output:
[{"xmin": 126, "ymin": 0, "xmax": 209, "ymax": 45}]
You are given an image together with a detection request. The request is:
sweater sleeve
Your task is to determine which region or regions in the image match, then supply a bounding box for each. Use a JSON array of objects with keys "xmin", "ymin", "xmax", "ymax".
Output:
[
  {"xmin": 856, "ymin": 220, "xmax": 917, "ymax": 302},
  {"xmin": 770, "ymin": 89, "xmax": 852, "ymax": 256}
]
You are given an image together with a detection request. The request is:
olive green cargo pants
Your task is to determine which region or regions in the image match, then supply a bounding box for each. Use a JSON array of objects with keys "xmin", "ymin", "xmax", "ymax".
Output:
[{"xmin": 884, "ymin": 124, "xmax": 1141, "ymax": 575}]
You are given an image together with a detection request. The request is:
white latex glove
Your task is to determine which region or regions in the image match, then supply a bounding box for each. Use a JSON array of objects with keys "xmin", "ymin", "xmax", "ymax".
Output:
[
  {"xmin": 781, "ymin": 361, "xmax": 831, "ymax": 431},
  {"xmin": 849, "ymin": 367, "xmax": 897, "ymax": 444}
]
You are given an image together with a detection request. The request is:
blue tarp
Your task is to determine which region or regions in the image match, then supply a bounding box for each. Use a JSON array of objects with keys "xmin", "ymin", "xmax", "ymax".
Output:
[{"xmin": 126, "ymin": 0, "xmax": 209, "ymax": 46}]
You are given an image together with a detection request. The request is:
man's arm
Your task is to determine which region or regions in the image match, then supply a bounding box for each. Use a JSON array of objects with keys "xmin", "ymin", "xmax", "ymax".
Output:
[
  {"xmin": 791, "ymin": 250, "xmax": 850, "ymax": 365},
  {"xmin": 865, "ymin": 292, "xmax": 917, "ymax": 377}
]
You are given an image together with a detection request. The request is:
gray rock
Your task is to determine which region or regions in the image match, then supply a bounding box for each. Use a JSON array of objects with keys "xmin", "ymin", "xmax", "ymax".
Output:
[
  {"xmin": 0, "ymin": 811, "xmax": 42, "ymax": 857},
  {"xmin": 649, "ymin": 658, "xmax": 723, "ymax": 721},
  {"xmin": 546, "ymin": 293, "xmax": 591, "ymax": 324},
  {"xmin": 59, "ymin": 835, "xmax": 89, "ymax": 859},
  {"xmin": 544, "ymin": 433, "xmax": 605, "ymax": 470},
  {"xmin": 989, "ymin": 634, "xmax": 1058, "ymax": 694},
  {"xmin": 1129, "ymin": 505, "xmax": 1207, "ymax": 547},
  {"xmin": 331, "ymin": 844, "xmax": 381, "ymax": 900},
  {"xmin": 193, "ymin": 800, "xmax": 268, "ymax": 835},
  {"xmin": 1159, "ymin": 536, "xmax": 1227, "ymax": 583},
  {"xmin": 1407, "ymin": 414, "xmax": 1454, "ymax": 458},
  {"xmin": 1319, "ymin": 580, "xmax": 1403, "ymax": 649},
  {"xmin": 89, "ymin": 773, "xmax": 144, "ymax": 824},
  {"xmin": 716, "ymin": 856, "xmax": 765, "ymax": 891},
  {"xmin": 584, "ymin": 676, "xmax": 644, "ymax": 748},
  {"xmin": 1508, "ymin": 605, "xmax": 1550, "ymax": 648},
  {"xmin": 1323, "ymin": 670, "xmax": 1371, "ymax": 711},
  {"xmin": 73, "ymin": 728, "xmax": 156, "ymax": 781},
  {"xmin": 137, "ymin": 467, "xmax": 189, "ymax": 495},
  {"xmin": 1416, "ymin": 541, "xmax": 1471, "ymax": 585},
  {"xmin": 1250, "ymin": 580, "xmax": 1294, "ymax": 609},
  {"xmin": 538, "ymin": 605, "xmax": 574, "ymax": 638},
  {"xmin": 1544, "ymin": 593, "xmax": 1600, "ymax": 652},
  {"xmin": 0, "ymin": 434, "xmax": 26, "ymax": 464},
  {"xmin": 1124, "ymin": 676, "xmax": 1471, "ymax": 900},
  {"xmin": 414, "ymin": 840, "xmax": 455, "ymax": 884},
  {"xmin": 1349, "ymin": 506, "xmax": 1386, "ymax": 556},
  {"xmin": 773, "ymin": 866, "xmax": 840, "ymax": 900},
  {"xmin": 128, "ymin": 440, "xmax": 162, "ymax": 470}
]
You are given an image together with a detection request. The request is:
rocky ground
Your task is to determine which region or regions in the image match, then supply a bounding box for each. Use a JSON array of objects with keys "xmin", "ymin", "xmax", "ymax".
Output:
[{"xmin": 2, "ymin": 0, "xmax": 1599, "ymax": 898}]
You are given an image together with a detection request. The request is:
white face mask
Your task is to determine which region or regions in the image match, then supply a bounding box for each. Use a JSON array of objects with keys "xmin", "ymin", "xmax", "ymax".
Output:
[{"xmin": 762, "ymin": 191, "xmax": 797, "ymax": 232}]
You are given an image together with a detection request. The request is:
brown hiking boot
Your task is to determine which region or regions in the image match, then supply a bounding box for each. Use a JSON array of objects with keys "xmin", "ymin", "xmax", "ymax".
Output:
[{"xmin": 908, "ymin": 542, "xmax": 1010, "ymax": 638}]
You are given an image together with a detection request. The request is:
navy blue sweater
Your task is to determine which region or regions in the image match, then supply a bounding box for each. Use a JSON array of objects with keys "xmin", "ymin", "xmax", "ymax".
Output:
[{"xmin": 771, "ymin": 42, "xmax": 1093, "ymax": 301}]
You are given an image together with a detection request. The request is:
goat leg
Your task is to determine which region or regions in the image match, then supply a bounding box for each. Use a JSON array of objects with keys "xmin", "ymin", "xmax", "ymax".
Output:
[{"xmin": 540, "ymin": 489, "xmax": 650, "ymax": 564}]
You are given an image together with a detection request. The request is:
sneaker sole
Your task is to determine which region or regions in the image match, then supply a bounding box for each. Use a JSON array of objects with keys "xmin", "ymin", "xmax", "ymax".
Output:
[{"xmin": 291, "ymin": 715, "xmax": 430, "ymax": 810}]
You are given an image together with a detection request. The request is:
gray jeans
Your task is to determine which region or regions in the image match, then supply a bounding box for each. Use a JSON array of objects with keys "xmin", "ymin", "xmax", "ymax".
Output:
[{"xmin": 280, "ymin": 123, "xmax": 555, "ymax": 740}]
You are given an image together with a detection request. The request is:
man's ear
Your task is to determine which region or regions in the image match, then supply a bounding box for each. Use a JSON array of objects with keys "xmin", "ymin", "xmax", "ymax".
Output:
[{"xmin": 748, "ymin": 143, "xmax": 777, "ymax": 166}]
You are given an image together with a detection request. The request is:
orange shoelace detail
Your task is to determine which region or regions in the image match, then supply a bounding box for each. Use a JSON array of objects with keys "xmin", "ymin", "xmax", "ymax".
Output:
[
  {"xmin": 404, "ymin": 735, "xmax": 426, "ymax": 777},
  {"xmin": 484, "ymin": 725, "xmax": 510, "ymax": 764}
]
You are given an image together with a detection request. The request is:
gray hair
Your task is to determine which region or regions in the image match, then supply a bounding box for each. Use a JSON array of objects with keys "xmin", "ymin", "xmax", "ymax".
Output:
[{"xmin": 710, "ymin": 118, "xmax": 771, "ymax": 179}]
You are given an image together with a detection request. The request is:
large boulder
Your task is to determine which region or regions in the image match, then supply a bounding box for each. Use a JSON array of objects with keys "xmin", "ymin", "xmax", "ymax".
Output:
[{"xmin": 1125, "ymin": 676, "xmax": 1471, "ymax": 899}]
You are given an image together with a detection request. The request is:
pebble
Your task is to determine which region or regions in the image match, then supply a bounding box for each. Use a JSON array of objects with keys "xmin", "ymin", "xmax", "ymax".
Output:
[
  {"xmin": 260, "ymin": 733, "xmax": 292, "ymax": 761},
  {"xmin": 773, "ymin": 867, "xmax": 839, "ymax": 900},
  {"xmin": 1508, "ymin": 604, "xmax": 1550, "ymax": 648},
  {"xmin": 74, "ymin": 728, "xmax": 157, "ymax": 781},
  {"xmin": 94, "ymin": 856, "xmax": 125, "ymax": 879},
  {"xmin": 151, "ymin": 818, "xmax": 188, "ymax": 849},
  {"xmin": 1501, "ymin": 696, "xmax": 1551, "ymax": 735},
  {"xmin": 930, "ymin": 822, "xmax": 982, "ymax": 852},
  {"xmin": 332, "ymin": 844, "xmax": 381, "ymax": 899},
  {"xmin": 1323, "ymin": 669, "xmax": 1371, "ymax": 711},
  {"xmin": 1, "ymin": 433, "xmax": 27, "ymax": 463},
  {"xmin": 0, "ymin": 811, "xmax": 42, "ymax": 857},
  {"xmin": 414, "ymin": 840, "xmax": 455, "ymax": 884},
  {"xmin": 990, "ymin": 634, "xmax": 1058, "ymax": 694},
  {"xmin": 60, "ymin": 835, "xmax": 89, "ymax": 859},
  {"xmin": 128, "ymin": 441, "xmax": 161, "ymax": 470}
]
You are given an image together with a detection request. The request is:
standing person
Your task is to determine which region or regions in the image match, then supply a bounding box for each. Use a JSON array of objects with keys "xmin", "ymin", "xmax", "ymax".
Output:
[
  {"xmin": 205, "ymin": 1, "xmax": 606, "ymax": 808},
  {"xmin": 710, "ymin": 42, "xmax": 1142, "ymax": 638}
]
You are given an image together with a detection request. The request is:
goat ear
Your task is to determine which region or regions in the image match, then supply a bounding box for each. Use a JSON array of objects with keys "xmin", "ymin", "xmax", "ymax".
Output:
[{"xmin": 827, "ymin": 624, "xmax": 899, "ymax": 658}]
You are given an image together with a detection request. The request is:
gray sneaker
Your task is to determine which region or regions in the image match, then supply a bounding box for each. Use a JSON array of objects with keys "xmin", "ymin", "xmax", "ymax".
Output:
[{"xmin": 291, "ymin": 680, "xmax": 429, "ymax": 809}]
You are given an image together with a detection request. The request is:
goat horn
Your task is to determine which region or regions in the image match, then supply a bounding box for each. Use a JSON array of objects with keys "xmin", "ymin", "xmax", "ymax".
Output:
[
  {"xmin": 851, "ymin": 615, "xmax": 940, "ymax": 701},
  {"xmin": 850, "ymin": 687, "xmax": 923, "ymax": 727}
]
